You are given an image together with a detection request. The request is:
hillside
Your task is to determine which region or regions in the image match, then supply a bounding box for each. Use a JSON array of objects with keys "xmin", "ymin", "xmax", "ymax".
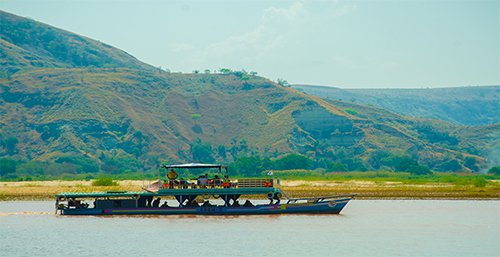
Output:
[
  {"xmin": 0, "ymin": 10, "xmax": 496, "ymax": 177},
  {"xmin": 293, "ymin": 85, "xmax": 500, "ymax": 126},
  {"xmin": 0, "ymin": 10, "xmax": 153, "ymax": 77},
  {"xmin": 1, "ymin": 68, "xmax": 494, "ymax": 173}
]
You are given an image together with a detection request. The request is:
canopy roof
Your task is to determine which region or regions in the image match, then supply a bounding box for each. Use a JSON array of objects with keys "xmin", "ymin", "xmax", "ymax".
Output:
[{"xmin": 162, "ymin": 163, "xmax": 227, "ymax": 169}]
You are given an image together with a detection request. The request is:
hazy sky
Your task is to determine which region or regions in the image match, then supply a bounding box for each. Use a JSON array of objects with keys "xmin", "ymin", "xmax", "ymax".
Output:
[{"xmin": 1, "ymin": 0, "xmax": 499, "ymax": 88}]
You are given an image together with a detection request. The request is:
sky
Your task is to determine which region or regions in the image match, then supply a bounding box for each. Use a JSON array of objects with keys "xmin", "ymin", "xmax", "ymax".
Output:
[{"xmin": 1, "ymin": 0, "xmax": 499, "ymax": 88}]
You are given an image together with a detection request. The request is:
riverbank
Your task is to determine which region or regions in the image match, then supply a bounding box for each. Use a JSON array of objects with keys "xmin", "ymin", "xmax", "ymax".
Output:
[{"xmin": 1, "ymin": 180, "xmax": 499, "ymax": 200}]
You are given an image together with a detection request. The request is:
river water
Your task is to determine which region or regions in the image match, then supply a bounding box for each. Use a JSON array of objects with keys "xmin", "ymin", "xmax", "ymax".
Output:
[{"xmin": 1, "ymin": 200, "xmax": 499, "ymax": 257}]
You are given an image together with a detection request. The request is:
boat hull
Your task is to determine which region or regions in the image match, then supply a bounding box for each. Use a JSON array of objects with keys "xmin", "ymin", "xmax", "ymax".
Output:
[{"xmin": 60, "ymin": 198, "xmax": 351, "ymax": 216}]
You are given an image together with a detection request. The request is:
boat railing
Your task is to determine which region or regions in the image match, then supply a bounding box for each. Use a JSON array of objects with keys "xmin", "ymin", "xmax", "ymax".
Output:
[
  {"xmin": 237, "ymin": 178, "xmax": 273, "ymax": 188},
  {"xmin": 286, "ymin": 194, "xmax": 356, "ymax": 204},
  {"xmin": 157, "ymin": 178, "xmax": 277, "ymax": 190}
]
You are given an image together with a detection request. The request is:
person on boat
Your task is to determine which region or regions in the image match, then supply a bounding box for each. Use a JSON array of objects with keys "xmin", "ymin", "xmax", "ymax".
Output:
[
  {"xmin": 190, "ymin": 199, "xmax": 199, "ymax": 207},
  {"xmin": 196, "ymin": 175, "xmax": 202, "ymax": 188},
  {"xmin": 201, "ymin": 200, "xmax": 213, "ymax": 207},
  {"xmin": 146, "ymin": 196, "xmax": 153, "ymax": 207},
  {"xmin": 232, "ymin": 200, "xmax": 241, "ymax": 207},
  {"xmin": 161, "ymin": 201, "xmax": 169, "ymax": 208},
  {"xmin": 68, "ymin": 198, "xmax": 76, "ymax": 207},
  {"xmin": 213, "ymin": 175, "xmax": 221, "ymax": 187},
  {"xmin": 198, "ymin": 174, "xmax": 208, "ymax": 188},
  {"xmin": 179, "ymin": 178, "xmax": 189, "ymax": 189},
  {"xmin": 138, "ymin": 196, "xmax": 148, "ymax": 207},
  {"xmin": 274, "ymin": 193, "xmax": 281, "ymax": 205},
  {"xmin": 152, "ymin": 197, "xmax": 161, "ymax": 208},
  {"xmin": 167, "ymin": 169, "xmax": 178, "ymax": 189},
  {"xmin": 243, "ymin": 200, "xmax": 254, "ymax": 207},
  {"xmin": 222, "ymin": 174, "xmax": 231, "ymax": 188}
]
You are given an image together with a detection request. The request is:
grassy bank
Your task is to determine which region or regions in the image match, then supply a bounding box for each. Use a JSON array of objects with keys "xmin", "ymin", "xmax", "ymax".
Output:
[{"xmin": 1, "ymin": 177, "xmax": 499, "ymax": 200}]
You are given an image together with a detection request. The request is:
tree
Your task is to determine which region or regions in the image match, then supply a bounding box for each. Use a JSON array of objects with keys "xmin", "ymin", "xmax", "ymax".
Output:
[
  {"xmin": 0, "ymin": 158, "xmax": 16, "ymax": 176},
  {"xmin": 394, "ymin": 156, "xmax": 417, "ymax": 172},
  {"xmin": 392, "ymin": 156, "xmax": 432, "ymax": 175},
  {"xmin": 406, "ymin": 164, "xmax": 432, "ymax": 175},
  {"xmin": 219, "ymin": 68, "xmax": 232, "ymax": 74},
  {"xmin": 190, "ymin": 139, "xmax": 214, "ymax": 163},
  {"xmin": 217, "ymin": 145, "xmax": 227, "ymax": 158},
  {"xmin": 55, "ymin": 155, "xmax": 99, "ymax": 173},
  {"xmin": 4, "ymin": 136, "xmax": 19, "ymax": 155},
  {"xmin": 231, "ymin": 156, "xmax": 263, "ymax": 176},
  {"xmin": 367, "ymin": 150, "xmax": 391, "ymax": 170},
  {"xmin": 100, "ymin": 153, "xmax": 142, "ymax": 174},
  {"xmin": 233, "ymin": 70, "xmax": 249, "ymax": 81},
  {"xmin": 326, "ymin": 162, "xmax": 348, "ymax": 172},
  {"xmin": 277, "ymin": 78, "xmax": 289, "ymax": 87},
  {"xmin": 342, "ymin": 157, "xmax": 367, "ymax": 171},
  {"xmin": 273, "ymin": 154, "xmax": 312, "ymax": 170},
  {"xmin": 464, "ymin": 157, "xmax": 479, "ymax": 172},
  {"xmin": 437, "ymin": 159, "xmax": 462, "ymax": 172},
  {"xmin": 488, "ymin": 166, "xmax": 500, "ymax": 175},
  {"xmin": 16, "ymin": 161, "xmax": 45, "ymax": 175}
]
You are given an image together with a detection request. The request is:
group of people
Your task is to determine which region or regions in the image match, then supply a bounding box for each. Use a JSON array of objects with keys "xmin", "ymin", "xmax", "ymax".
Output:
[
  {"xmin": 141, "ymin": 196, "xmax": 254, "ymax": 208},
  {"xmin": 196, "ymin": 174, "xmax": 229, "ymax": 188},
  {"xmin": 140, "ymin": 196, "xmax": 169, "ymax": 208},
  {"xmin": 164, "ymin": 169, "xmax": 231, "ymax": 189},
  {"xmin": 186, "ymin": 199, "xmax": 254, "ymax": 207},
  {"xmin": 68, "ymin": 198, "xmax": 89, "ymax": 208}
]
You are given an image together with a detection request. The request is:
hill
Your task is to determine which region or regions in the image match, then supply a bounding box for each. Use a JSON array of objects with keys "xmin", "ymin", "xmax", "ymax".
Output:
[
  {"xmin": 293, "ymin": 85, "xmax": 500, "ymax": 126},
  {"xmin": 0, "ymin": 10, "xmax": 153, "ymax": 77},
  {"xmin": 0, "ymin": 10, "xmax": 496, "ymax": 178},
  {"xmin": 2, "ymin": 68, "xmax": 494, "ymax": 174}
]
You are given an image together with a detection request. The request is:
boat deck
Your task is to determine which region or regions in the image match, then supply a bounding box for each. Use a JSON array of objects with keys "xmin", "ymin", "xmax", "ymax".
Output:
[{"xmin": 57, "ymin": 187, "xmax": 282, "ymax": 199}]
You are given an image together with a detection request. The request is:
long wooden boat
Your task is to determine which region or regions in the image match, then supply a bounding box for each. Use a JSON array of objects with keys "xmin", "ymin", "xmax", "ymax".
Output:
[{"xmin": 55, "ymin": 163, "xmax": 354, "ymax": 216}]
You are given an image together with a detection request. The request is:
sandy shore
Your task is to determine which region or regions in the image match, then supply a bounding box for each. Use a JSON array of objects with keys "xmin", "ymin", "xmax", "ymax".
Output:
[{"xmin": 1, "ymin": 180, "xmax": 499, "ymax": 200}]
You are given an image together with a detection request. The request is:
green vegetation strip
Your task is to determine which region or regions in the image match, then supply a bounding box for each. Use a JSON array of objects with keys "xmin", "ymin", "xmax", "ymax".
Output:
[{"xmin": 1, "ymin": 174, "xmax": 498, "ymax": 201}]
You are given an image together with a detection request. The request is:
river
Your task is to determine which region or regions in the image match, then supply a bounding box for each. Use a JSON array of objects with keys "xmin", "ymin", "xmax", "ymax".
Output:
[{"xmin": 1, "ymin": 200, "xmax": 499, "ymax": 257}]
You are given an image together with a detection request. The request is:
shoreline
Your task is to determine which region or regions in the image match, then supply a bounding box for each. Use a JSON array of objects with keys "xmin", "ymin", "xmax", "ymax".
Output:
[{"xmin": 1, "ymin": 180, "xmax": 499, "ymax": 201}]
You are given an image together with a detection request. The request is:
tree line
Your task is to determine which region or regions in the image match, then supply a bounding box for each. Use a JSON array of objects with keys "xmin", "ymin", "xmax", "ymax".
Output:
[{"xmin": 1, "ymin": 137, "xmax": 496, "ymax": 180}]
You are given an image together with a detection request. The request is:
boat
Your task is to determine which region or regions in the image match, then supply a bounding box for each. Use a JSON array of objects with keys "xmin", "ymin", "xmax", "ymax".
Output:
[{"xmin": 55, "ymin": 163, "xmax": 354, "ymax": 215}]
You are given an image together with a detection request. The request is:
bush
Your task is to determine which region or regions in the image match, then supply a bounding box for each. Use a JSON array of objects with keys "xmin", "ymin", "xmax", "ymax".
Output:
[
  {"xmin": 473, "ymin": 177, "xmax": 487, "ymax": 187},
  {"xmin": 406, "ymin": 164, "xmax": 432, "ymax": 175},
  {"xmin": 488, "ymin": 166, "xmax": 500, "ymax": 175},
  {"xmin": 341, "ymin": 158, "xmax": 367, "ymax": 171},
  {"xmin": 326, "ymin": 162, "xmax": 348, "ymax": 172},
  {"xmin": 344, "ymin": 109, "xmax": 358, "ymax": 116},
  {"xmin": 230, "ymin": 156, "xmax": 271, "ymax": 176},
  {"xmin": 393, "ymin": 156, "xmax": 432, "ymax": 175},
  {"xmin": 92, "ymin": 178, "xmax": 117, "ymax": 186},
  {"xmin": 463, "ymin": 157, "xmax": 479, "ymax": 172},
  {"xmin": 273, "ymin": 154, "xmax": 312, "ymax": 170},
  {"xmin": 437, "ymin": 159, "xmax": 462, "ymax": 172},
  {"xmin": 100, "ymin": 153, "xmax": 142, "ymax": 174},
  {"xmin": 367, "ymin": 150, "xmax": 391, "ymax": 170},
  {"xmin": 0, "ymin": 157, "xmax": 17, "ymax": 176},
  {"xmin": 55, "ymin": 155, "xmax": 99, "ymax": 173},
  {"xmin": 190, "ymin": 139, "xmax": 215, "ymax": 163}
]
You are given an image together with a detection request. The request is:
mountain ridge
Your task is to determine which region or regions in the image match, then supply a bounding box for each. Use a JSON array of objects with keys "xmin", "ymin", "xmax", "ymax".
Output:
[
  {"xmin": 293, "ymin": 84, "xmax": 500, "ymax": 126},
  {"xmin": 0, "ymin": 10, "xmax": 154, "ymax": 77}
]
